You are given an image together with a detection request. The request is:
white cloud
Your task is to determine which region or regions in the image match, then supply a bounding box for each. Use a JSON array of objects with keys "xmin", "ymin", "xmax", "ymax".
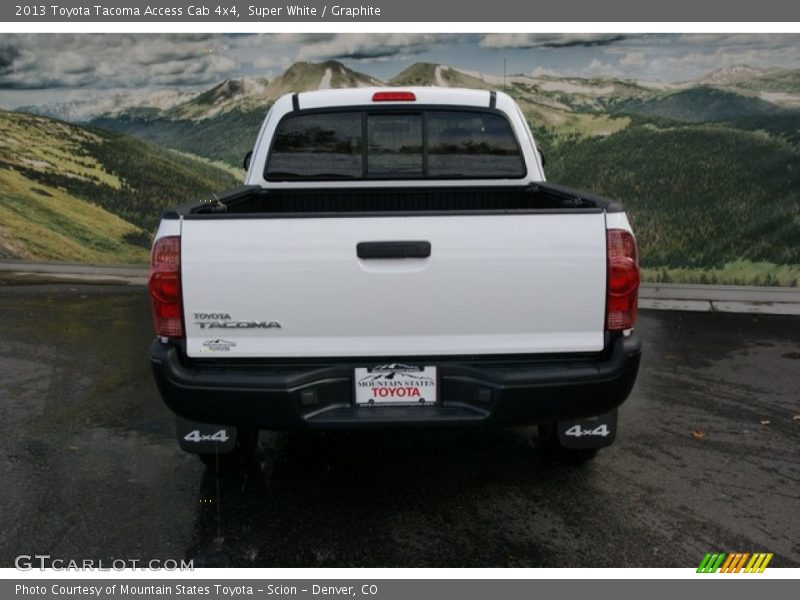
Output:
[
  {"xmin": 676, "ymin": 33, "xmax": 800, "ymax": 48},
  {"xmin": 620, "ymin": 51, "xmax": 646, "ymax": 67},
  {"xmin": 294, "ymin": 33, "xmax": 463, "ymax": 61},
  {"xmin": 479, "ymin": 33, "xmax": 626, "ymax": 49},
  {"xmin": 530, "ymin": 66, "xmax": 561, "ymax": 78},
  {"xmin": 584, "ymin": 59, "xmax": 625, "ymax": 78},
  {"xmin": 252, "ymin": 55, "xmax": 291, "ymax": 71},
  {"xmin": 2, "ymin": 32, "xmax": 800, "ymax": 101},
  {"xmin": 0, "ymin": 34, "xmax": 236, "ymax": 90}
]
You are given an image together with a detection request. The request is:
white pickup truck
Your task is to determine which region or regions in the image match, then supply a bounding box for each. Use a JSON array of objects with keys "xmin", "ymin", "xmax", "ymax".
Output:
[{"xmin": 148, "ymin": 87, "xmax": 641, "ymax": 466}]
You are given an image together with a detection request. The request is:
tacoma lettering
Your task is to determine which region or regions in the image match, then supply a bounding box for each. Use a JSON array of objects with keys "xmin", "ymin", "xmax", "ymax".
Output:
[{"xmin": 195, "ymin": 321, "xmax": 281, "ymax": 329}]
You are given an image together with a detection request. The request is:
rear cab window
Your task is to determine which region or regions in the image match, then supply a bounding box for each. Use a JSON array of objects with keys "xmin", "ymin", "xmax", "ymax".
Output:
[{"xmin": 266, "ymin": 109, "xmax": 526, "ymax": 180}]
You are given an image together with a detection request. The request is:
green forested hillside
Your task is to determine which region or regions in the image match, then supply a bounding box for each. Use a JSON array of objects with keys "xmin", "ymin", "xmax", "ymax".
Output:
[
  {"xmin": 614, "ymin": 87, "xmax": 784, "ymax": 122},
  {"xmin": 91, "ymin": 108, "xmax": 266, "ymax": 169},
  {"xmin": 0, "ymin": 110, "xmax": 239, "ymax": 262},
  {"xmin": 543, "ymin": 121, "xmax": 800, "ymax": 284},
  {"xmin": 724, "ymin": 113, "xmax": 800, "ymax": 150}
]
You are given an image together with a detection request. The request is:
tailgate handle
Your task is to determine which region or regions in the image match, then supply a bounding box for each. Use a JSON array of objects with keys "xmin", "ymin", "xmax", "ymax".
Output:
[{"xmin": 357, "ymin": 241, "xmax": 431, "ymax": 259}]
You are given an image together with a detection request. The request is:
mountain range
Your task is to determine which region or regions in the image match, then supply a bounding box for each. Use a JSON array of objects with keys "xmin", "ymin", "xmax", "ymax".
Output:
[
  {"xmin": 5, "ymin": 60, "xmax": 800, "ymax": 284},
  {"xmin": 26, "ymin": 60, "xmax": 795, "ymax": 175},
  {"xmin": 23, "ymin": 61, "xmax": 382, "ymax": 123},
  {"xmin": 22, "ymin": 61, "xmax": 800, "ymax": 124}
]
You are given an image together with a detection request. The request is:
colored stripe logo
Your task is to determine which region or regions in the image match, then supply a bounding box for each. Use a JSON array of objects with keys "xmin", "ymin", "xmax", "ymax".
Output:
[{"xmin": 697, "ymin": 552, "xmax": 773, "ymax": 573}]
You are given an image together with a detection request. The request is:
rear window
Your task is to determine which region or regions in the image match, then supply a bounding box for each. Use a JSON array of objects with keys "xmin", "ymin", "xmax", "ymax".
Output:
[
  {"xmin": 267, "ymin": 112, "xmax": 362, "ymax": 179},
  {"xmin": 266, "ymin": 109, "xmax": 525, "ymax": 180},
  {"xmin": 367, "ymin": 114, "xmax": 423, "ymax": 176},
  {"xmin": 427, "ymin": 112, "xmax": 525, "ymax": 178}
]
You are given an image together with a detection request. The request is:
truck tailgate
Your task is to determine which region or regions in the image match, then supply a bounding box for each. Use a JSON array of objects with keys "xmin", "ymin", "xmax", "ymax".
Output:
[{"xmin": 180, "ymin": 214, "xmax": 607, "ymax": 358}]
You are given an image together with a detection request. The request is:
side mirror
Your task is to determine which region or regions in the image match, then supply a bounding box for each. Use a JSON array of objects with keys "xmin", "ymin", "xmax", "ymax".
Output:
[
  {"xmin": 243, "ymin": 150, "xmax": 253, "ymax": 171},
  {"xmin": 538, "ymin": 149, "xmax": 547, "ymax": 167}
]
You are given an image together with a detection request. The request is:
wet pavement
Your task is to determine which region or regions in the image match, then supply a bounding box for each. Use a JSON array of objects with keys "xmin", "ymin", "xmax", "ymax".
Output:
[{"xmin": 0, "ymin": 281, "xmax": 798, "ymax": 568}]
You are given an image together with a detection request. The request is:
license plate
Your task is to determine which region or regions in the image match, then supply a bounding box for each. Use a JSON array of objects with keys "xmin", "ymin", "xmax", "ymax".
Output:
[{"xmin": 354, "ymin": 364, "xmax": 437, "ymax": 406}]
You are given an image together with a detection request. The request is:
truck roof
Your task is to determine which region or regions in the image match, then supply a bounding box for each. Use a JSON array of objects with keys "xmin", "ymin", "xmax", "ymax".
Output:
[{"xmin": 283, "ymin": 87, "xmax": 513, "ymax": 112}]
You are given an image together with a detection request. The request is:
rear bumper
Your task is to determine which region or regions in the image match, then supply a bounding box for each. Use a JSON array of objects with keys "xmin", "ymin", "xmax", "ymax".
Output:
[{"xmin": 150, "ymin": 335, "xmax": 641, "ymax": 429}]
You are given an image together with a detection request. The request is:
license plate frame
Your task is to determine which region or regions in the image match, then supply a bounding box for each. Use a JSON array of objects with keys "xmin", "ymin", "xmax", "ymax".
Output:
[{"xmin": 354, "ymin": 364, "xmax": 438, "ymax": 406}]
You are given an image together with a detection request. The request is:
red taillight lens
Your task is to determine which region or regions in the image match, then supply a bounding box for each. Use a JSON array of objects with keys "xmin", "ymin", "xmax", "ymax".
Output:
[
  {"xmin": 606, "ymin": 229, "xmax": 640, "ymax": 331},
  {"xmin": 372, "ymin": 91, "xmax": 416, "ymax": 102},
  {"xmin": 148, "ymin": 236, "xmax": 183, "ymax": 338}
]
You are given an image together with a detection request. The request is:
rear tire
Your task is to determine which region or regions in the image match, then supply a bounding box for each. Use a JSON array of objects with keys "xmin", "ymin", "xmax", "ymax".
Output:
[
  {"xmin": 197, "ymin": 426, "xmax": 259, "ymax": 469},
  {"xmin": 537, "ymin": 422, "xmax": 600, "ymax": 464}
]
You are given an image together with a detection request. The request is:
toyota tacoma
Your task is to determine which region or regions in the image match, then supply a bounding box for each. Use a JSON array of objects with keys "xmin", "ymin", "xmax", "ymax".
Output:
[{"xmin": 148, "ymin": 87, "xmax": 642, "ymax": 466}]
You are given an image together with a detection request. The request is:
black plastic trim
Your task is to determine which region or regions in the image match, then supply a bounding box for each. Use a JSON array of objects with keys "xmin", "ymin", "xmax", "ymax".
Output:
[
  {"xmin": 150, "ymin": 334, "xmax": 641, "ymax": 430},
  {"xmin": 163, "ymin": 183, "xmax": 622, "ymax": 219},
  {"xmin": 161, "ymin": 185, "xmax": 260, "ymax": 219},
  {"xmin": 357, "ymin": 241, "xmax": 431, "ymax": 259},
  {"xmin": 535, "ymin": 181, "xmax": 625, "ymax": 213}
]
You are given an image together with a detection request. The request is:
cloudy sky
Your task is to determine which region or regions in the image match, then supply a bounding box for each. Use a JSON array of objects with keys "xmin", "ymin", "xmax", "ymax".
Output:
[{"xmin": 1, "ymin": 33, "xmax": 799, "ymax": 108}]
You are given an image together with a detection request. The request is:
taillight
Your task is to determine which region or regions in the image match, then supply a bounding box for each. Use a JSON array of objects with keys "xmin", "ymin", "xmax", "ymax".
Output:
[
  {"xmin": 148, "ymin": 236, "xmax": 183, "ymax": 338},
  {"xmin": 372, "ymin": 91, "xmax": 416, "ymax": 102},
  {"xmin": 606, "ymin": 229, "xmax": 640, "ymax": 332}
]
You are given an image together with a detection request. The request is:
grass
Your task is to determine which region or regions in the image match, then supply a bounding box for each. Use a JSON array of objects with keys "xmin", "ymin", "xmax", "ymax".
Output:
[
  {"xmin": 168, "ymin": 149, "xmax": 246, "ymax": 180},
  {"xmin": 643, "ymin": 261, "xmax": 800, "ymax": 287},
  {"xmin": 0, "ymin": 109, "xmax": 236, "ymax": 263},
  {"xmin": 0, "ymin": 168, "xmax": 148, "ymax": 263}
]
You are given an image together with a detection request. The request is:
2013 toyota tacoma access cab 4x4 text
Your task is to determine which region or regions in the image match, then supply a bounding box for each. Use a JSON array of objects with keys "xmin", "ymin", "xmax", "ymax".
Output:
[{"xmin": 148, "ymin": 87, "xmax": 642, "ymax": 466}]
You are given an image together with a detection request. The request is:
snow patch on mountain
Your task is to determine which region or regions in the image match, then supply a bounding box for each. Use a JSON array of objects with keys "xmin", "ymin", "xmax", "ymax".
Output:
[
  {"xmin": 319, "ymin": 68, "xmax": 333, "ymax": 89},
  {"xmin": 434, "ymin": 65, "xmax": 448, "ymax": 87}
]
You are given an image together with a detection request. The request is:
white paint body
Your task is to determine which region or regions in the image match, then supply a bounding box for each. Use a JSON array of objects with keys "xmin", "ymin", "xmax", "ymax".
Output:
[
  {"xmin": 161, "ymin": 88, "xmax": 632, "ymax": 358},
  {"xmin": 180, "ymin": 213, "xmax": 607, "ymax": 357}
]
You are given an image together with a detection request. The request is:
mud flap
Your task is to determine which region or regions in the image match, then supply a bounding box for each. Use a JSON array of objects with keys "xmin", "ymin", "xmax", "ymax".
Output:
[
  {"xmin": 176, "ymin": 416, "xmax": 237, "ymax": 455},
  {"xmin": 557, "ymin": 410, "xmax": 617, "ymax": 449}
]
